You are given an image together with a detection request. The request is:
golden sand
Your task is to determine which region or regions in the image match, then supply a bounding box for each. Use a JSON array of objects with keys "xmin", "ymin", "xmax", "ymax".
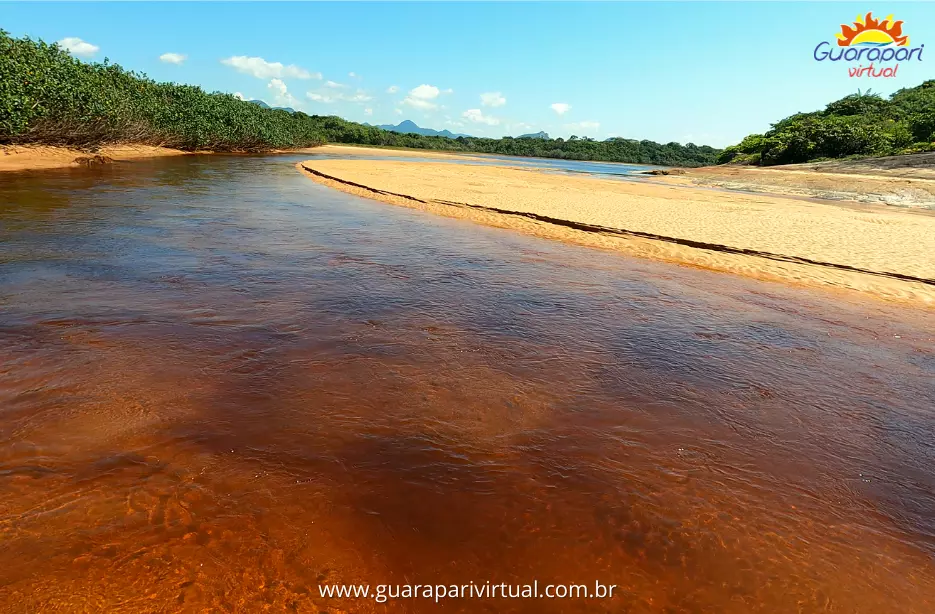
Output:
[
  {"xmin": 297, "ymin": 159, "xmax": 935, "ymax": 306},
  {"xmin": 318, "ymin": 144, "xmax": 479, "ymax": 160},
  {"xmin": 0, "ymin": 144, "xmax": 199, "ymax": 172},
  {"xmin": 0, "ymin": 143, "xmax": 474, "ymax": 173}
]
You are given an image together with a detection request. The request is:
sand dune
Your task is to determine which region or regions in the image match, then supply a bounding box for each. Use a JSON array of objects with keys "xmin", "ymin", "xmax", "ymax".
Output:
[{"xmin": 298, "ymin": 159, "xmax": 935, "ymax": 306}]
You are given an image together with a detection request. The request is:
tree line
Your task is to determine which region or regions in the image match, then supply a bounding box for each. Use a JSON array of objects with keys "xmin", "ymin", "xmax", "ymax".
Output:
[
  {"xmin": 718, "ymin": 81, "xmax": 935, "ymax": 165},
  {"xmin": 1, "ymin": 30, "xmax": 326, "ymax": 151},
  {"xmin": 7, "ymin": 31, "xmax": 934, "ymax": 169},
  {"xmin": 1, "ymin": 31, "xmax": 718, "ymax": 166},
  {"xmin": 312, "ymin": 115, "xmax": 719, "ymax": 166}
]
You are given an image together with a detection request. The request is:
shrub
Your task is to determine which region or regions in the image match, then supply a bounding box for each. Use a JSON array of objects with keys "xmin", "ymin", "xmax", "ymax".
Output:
[
  {"xmin": 0, "ymin": 30, "xmax": 326, "ymax": 151},
  {"xmin": 720, "ymin": 81, "xmax": 935, "ymax": 165}
]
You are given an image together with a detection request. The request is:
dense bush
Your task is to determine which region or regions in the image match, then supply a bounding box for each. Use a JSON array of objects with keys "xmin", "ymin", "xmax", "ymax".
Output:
[
  {"xmin": 0, "ymin": 30, "xmax": 326, "ymax": 151},
  {"xmin": 1, "ymin": 30, "xmax": 719, "ymax": 165},
  {"xmin": 718, "ymin": 82, "xmax": 935, "ymax": 165}
]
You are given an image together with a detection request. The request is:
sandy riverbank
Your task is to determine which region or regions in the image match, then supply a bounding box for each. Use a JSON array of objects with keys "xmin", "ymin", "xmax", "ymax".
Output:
[
  {"xmin": 0, "ymin": 143, "xmax": 475, "ymax": 173},
  {"xmin": 658, "ymin": 155, "xmax": 935, "ymax": 208},
  {"xmin": 0, "ymin": 144, "xmax": 198, "ymax": 172},
  {"xmin": 0, "ymin": 144, "xmax": 339, "ymax": 172},
  {"xmin": 298, "ymin": 159, "xmax": 935, "ymax": 306}
]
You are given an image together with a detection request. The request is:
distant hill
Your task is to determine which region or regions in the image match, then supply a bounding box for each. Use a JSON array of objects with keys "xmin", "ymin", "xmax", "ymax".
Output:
[
  {"xmin": 518, "ymin": 131, "xmax": 549, "ymax": 139},
  {"xmin": 249, "ymin": 99, "xmax": 295, "ymax": 113},
  {"xmin": 369, "ymin": 119, "xmax": 471, "ymax": 138}
]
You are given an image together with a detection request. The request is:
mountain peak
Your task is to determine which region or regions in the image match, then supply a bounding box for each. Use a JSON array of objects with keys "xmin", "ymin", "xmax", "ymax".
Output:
[{"xmin": 374, "ymin": 119, "xmax": 471, "ymax": 139}]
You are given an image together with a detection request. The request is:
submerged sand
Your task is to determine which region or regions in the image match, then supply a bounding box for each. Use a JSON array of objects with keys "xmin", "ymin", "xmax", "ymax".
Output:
[
  {"xmin": 0, "ymin": 144, "xmax": 337, "ymax": 172},
  {"xmin": 298, "ymin": 159, "xmax": 935, "ymax": 306}
]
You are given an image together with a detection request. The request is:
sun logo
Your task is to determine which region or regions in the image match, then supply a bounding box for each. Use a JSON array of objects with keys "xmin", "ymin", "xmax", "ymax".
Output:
[{"xmin": 836, "ymin": 12, "xmax": 909, "ymax": 47}]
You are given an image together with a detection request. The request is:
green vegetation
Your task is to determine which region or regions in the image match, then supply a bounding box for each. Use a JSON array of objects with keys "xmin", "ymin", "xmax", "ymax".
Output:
[
  {"xmin": 313, "ymin": 116, "xmax": 719, "ymax": 167},
  {"xmin": 1, "ymin": 31, "xmax": 718, "ymax": 166},
  {"xmin": 1, "ymin": 30, "xmax": 326, "ymax": 151},
  {"xmin": 718, "ymin": 82, "xmax": 935, "ymax": 166}
]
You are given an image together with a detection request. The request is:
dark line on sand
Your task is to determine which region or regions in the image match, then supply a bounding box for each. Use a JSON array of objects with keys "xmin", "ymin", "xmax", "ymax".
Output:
[{"xmin": 301, "ymin": 164, "xmax": 935, "ymax": 288}]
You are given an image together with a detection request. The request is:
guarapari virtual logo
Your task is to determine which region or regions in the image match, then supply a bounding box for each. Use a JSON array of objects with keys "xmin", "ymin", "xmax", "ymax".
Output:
[{"xmin": 814, "ymin": 12, "xmax": 923, "ymax": 78}]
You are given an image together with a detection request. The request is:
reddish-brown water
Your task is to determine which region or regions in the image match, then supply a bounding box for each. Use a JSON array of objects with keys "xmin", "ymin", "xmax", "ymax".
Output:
[{"xmin": 1, "ymin": 155, "xmax": 934, "ymax": 613}]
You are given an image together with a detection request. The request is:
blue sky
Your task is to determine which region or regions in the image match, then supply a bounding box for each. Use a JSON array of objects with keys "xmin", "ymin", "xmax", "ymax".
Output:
[{"xmin": 3, "ymin": 2, "xmax": 933, "ymax": 147}]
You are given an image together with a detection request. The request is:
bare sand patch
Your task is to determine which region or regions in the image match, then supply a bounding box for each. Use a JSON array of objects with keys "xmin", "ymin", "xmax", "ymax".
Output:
[
  {"xmin": 297, "ymin": 159, "xmax": 935, "ymax": 306},
  {"xmin": 318, "ymin": 144, "xmax": 479, "ymax": 160},
  {"xmin": 0, "ymin": 144, "xmax": 200, "ymax": 172}
]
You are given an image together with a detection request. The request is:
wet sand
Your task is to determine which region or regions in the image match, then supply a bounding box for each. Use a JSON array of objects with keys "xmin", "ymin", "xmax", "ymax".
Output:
[
  {"xmin": 298, "ymin": 159, "xmax": 935, "ymax": 306},
  {"xmin": 2, "ymin": 155, "xmax": 935, "ymax": 612},
  {"xmin": 0, "ymin": 144, "xmax": 196, "ymax": 172},
  {"xmin": 0, "ymin": 144, "xmax": 334, "ymax": 172}
]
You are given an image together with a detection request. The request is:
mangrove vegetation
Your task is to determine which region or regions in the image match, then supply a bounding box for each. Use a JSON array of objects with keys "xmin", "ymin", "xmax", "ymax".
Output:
[
  {"xmin": 1, "ymin": 31, "xmax": 718, "ymax": 166},
  {"xmin": 718, "ymin": 82, "xmax": 935, "ymax": 166}
]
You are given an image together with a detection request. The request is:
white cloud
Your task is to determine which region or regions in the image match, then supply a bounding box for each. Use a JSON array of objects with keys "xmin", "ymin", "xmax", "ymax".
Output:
[
  {"xmin": 268, "ymin": 79, "xmax": 288, "ymax": 97},
  {"xmin": 442, "ymin": 88, "xmax": 454, "ymax": 95},
  {"xmin": 305, "ymin": 87, "xmax": 371, "ymax": 104},
  {"xmin": 462, "ymin": 108, "xmax": 500, "ymax": 126},
  {"xmin": 445, "ymin": 119, "xmax": 465, "ymax": 128},
  {"xmin": 364, "ymin": 108, "xmax": 373, "ymax": 116},
  {"xmin": 56, "ymin": 37, "xmax": 99, "ymax": 57},
  {"xmin": 565, "ymin": 121, "xmax": 600, "ymax": 132},
  {"xmin": 410, "ymin": 84, "xmax": 440, "ymax": 99},
  {"xmin": 233, "ymin": 92, "xmax": 246, "ymax": 101},
  {"xmin": 221, "ymin": 56, "xmax": 320, "ymax": 80},
  {"xmin": 306, "ymin": 92, "xmax": 336, "ymax": 103},
  {"xmin": 159, "ymin": 52, "xmax": 186, "ymax": 65},
  {"xmin": 403, "ymin": 84, "xmax": 441, "ymax": 110},
  {"xmin": 404, "ymin": 98, "xmax": 436, "ymax": 110},
  {"xmin": 325, "ymin": 80, "xmax": 347, "ymax": 89},
  {"xmin": 349, "ymin": 72, "xmax": 357, "ymax": 78},
  {"xmin": 394, "ymin": 108, "xmax": 403, "ymax": 115},
  {"xmin": 387, "ymin": 85, "xmax": 399, "ymax": 94},
  {"xmin": 346, "ymin": 90, "xmax": 372, "ymax": 102},
  {"xmin": 550, "ymin": 103, "xmax": 572, "ymax": 116},
  {"xmin": 268, "ymin": 79, "xmax": 299, "ymax": 108},
  {"xmin": 480, "ymin": 92, "xmax": 506, "ymax": 108}
]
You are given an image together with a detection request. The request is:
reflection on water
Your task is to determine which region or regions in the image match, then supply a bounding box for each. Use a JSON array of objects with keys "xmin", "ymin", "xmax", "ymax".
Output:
[{"xmin": 1, "ymin": 154, "xmax": 934, "ymax": 613}]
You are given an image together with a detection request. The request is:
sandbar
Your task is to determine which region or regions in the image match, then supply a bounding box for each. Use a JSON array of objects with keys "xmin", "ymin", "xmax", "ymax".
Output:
[
  {"xmin": 298, "ymin": 159, "xmax": 935, "ymax": 306},
  {"xmin": 0, "ymin": 144, "xmax": 200, "ymax": 172}
]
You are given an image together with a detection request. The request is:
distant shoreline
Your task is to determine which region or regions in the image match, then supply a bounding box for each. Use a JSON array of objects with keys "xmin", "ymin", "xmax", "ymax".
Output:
[
  {"xmin": 297, "ymin": 158, "xmax": 935, "ymax": 307},
  {"xmin": 319, "ymin": 143, "xmax": 669, "ymax": 168},
  {"xmin": 316, "ymin": 144, "xmax": 479, "ymax": 160},
  {"xmin": 0, "ymin": 144, "xmax": 331, "ymax": 173}
]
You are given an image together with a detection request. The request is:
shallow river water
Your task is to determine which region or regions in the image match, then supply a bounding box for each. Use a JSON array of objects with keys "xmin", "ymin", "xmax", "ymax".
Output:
[{"xmin": 1, "ymin": 154, "xmax": 934, "ymax": 613}]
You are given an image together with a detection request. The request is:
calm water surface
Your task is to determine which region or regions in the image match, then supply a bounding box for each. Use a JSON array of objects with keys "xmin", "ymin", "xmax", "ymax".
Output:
[{"xmin": 1, "ymin": 154, "xmax": 934, "ymax": 613}]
